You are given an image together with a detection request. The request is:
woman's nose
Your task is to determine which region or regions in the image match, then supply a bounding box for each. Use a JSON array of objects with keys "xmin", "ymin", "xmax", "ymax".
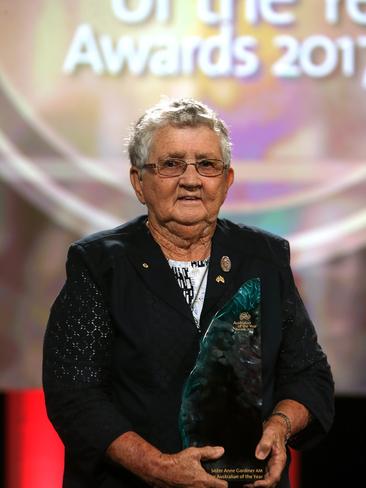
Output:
[{"xmin": 179, "ymin": 163, "xmax": 202, "ymax": 184}]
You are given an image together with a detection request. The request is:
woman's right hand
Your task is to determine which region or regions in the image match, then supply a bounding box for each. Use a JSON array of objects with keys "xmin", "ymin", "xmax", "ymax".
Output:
[
  {"xmin": 107, "ymin": 432, "xmax": 227, "ymax": 488},
  {"xmin": 151, "ymin": 446, "xmax": 228, "ymax": 488}
]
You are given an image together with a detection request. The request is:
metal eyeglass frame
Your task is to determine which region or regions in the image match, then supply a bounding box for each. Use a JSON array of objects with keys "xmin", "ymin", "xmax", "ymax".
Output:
[{"xmin": 142, "ymin": 158, "xmax": 227, "ymax": 177}]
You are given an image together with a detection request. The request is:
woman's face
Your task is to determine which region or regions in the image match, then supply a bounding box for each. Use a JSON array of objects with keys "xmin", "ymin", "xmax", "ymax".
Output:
[{"xmin": 130, "ymin": 125, "xmax": 234, "ymax": 228}]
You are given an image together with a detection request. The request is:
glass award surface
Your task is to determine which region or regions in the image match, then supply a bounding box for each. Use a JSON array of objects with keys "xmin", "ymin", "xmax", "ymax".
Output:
[{"xmin": 179, "ymin": 278, "xmax": 265, "ymax": 485}]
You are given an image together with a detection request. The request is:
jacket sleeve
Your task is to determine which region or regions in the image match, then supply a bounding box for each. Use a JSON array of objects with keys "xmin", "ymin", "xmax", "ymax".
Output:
[
  {"xmin": 274, "ymin": 241, "xmax": 335, "ymax": 450},
  {"xmin": 42, "ymin": 244, "xmax": 132, "ymax": 476}
]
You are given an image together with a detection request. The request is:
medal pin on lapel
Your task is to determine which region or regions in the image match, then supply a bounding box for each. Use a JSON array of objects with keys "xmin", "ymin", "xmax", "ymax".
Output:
[
  {"xmin": 220, "ymin": 256, "xmax": 231, "ymax": 272},
  {"xmin": 216, "ymin": 275, "xmax": 225, "ymax": 284}
]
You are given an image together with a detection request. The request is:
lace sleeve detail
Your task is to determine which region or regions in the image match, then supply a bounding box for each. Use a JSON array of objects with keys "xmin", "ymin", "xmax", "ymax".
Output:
[
  {"xmin": 44, "ymin": 253, "xmax": 114, "ymax": 386},
  {"xmin": 43, "ymin": 247, "xmax": 131, "ymax": 473}
]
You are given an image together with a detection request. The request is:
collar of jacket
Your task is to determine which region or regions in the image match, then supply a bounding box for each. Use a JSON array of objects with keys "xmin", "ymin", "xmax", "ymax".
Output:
[{"xmin": 122, "ymin": 216, "xmax": 255, "ymax": 330}]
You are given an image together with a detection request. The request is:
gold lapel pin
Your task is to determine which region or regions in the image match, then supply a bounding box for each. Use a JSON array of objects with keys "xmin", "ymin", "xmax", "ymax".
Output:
[
  {"xmin": 142, "ymin": 262, "xmax": 149, "ymax": 269},
  {"xmin": 220, "ymin": 255, "xmax": 231, "ymax": 273},
  {"xmin": 216, "ymin": 275, "xmax": 225, "ymax": 284}
]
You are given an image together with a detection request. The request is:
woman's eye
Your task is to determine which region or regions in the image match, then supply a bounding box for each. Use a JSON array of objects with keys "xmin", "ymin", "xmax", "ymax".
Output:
[
  {"xmin": 199, "ymin": 159, "xmax": 214, "ymax": 168},
  {"xmin": 162, "ymin": 159, "xmax": 180, "ymax": 168}
]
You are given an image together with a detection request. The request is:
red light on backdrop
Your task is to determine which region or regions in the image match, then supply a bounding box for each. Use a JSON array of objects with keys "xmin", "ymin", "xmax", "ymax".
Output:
[{"xmin": 5, "ymin": 389, "xmax": 64, "ymax": 488}]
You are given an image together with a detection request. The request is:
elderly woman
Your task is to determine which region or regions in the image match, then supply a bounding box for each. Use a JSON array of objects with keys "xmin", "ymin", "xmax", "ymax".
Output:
[{"xmin": 43, "ymin": 98, "xmax": 334, "ymax": 488}]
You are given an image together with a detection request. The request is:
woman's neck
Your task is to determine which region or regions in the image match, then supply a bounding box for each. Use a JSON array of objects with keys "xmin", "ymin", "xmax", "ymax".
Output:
[{"xmin": 146, "ymin": 218, "xmax": 215, "ymax": 261}]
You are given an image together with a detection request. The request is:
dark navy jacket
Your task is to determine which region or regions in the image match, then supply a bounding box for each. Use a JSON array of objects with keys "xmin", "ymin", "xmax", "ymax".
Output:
[{"xmin": 43, "ymin": 215, "xmax": 334, "ymax": 488}]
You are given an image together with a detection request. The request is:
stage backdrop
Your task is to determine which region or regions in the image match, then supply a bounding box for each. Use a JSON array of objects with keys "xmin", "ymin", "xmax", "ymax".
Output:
[{"xmin": 1, "ymin": 0, "xmax": 366, "ymax": 397}]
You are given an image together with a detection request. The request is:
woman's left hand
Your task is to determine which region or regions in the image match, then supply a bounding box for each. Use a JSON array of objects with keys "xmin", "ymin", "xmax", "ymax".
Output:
[{"xmin": 244, "ymin": 418, "xmax": 287, "ymax": 488}]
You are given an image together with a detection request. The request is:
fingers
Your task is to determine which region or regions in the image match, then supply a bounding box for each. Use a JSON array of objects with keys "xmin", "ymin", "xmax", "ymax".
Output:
[
  {"xmin": 206, "ymin": 474, "xmax": 228, "ymax": 488},
  {"xmin": 196, "ymin": 445, "xmax": 225, "ymax": 461},
  {"xmin": 162, "ymin": 447, "xmax": 227, "ymax": 488},
  {"xmin": 187, "ymin": 446, "xmax": 227, "ymax": 487},
  {"xmin": 255, "ymin": 432, "xmax": 273, "ymax": 460},
  {"xmin": 251, "ymin": 438, "xmax": 286, "ymax": 488}
]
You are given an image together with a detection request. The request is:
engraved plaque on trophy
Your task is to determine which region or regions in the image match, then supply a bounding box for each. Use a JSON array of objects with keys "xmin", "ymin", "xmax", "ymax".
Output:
[{"xmin": 179, "ymin": 278, "xmax": 265, "ymax": 485}]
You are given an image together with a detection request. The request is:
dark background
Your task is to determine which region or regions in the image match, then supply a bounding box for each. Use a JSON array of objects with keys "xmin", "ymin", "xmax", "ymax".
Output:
[{"xmin": 301, "ymin": 395, "xmax": 366, "ymax": 487}]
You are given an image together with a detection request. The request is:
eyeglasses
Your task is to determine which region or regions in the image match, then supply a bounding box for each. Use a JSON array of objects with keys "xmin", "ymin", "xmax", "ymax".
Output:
[{"xmin": 143, "ymin": 158, "xmax": 227, "ymax": 177}]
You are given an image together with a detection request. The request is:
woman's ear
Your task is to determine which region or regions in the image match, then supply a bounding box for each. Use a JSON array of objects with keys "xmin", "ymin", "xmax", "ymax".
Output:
[
  {"xmin": 130, "ymin": 167, "xmax": 146, "ymax": 204},
  {"xmin": 227, "ymin": 166, "xmax": 234, "ymax": 189},
  {"xmin": 223, "ymin": 166, "xmax": 234, "ymax": 200}
]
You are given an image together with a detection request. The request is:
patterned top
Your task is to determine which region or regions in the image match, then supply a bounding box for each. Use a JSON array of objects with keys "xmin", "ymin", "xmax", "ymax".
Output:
[{"xmin": 168, "ymin": 258, "xmax": 210, "ymax": 327}]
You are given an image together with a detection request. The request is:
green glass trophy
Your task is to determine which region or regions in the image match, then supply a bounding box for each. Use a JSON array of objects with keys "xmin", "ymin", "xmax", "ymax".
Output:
[{"xmin": 179, "ymin": 278, "xmax": 265, "ymax": 485}]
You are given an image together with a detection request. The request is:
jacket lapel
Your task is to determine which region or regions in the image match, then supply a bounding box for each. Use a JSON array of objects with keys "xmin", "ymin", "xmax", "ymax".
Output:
[
  {"xmin": 124, "ymin": 220, "xmax": 195, "ymax": 324},
  {"xmin": 200, "ymin": 219, "xmax": 255, "ymax": 326}
]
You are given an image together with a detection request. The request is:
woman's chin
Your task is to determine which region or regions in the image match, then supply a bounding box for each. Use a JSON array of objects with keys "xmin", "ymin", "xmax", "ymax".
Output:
[{"xmin": 173, "ymin": 212, "xmax": 210, "ymax": 227}]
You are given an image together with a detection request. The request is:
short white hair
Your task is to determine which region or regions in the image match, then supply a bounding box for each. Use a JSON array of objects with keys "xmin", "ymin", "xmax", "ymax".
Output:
[{"xmin": 127, "ymin": 98, "xmax": 232, "ymax": 169}]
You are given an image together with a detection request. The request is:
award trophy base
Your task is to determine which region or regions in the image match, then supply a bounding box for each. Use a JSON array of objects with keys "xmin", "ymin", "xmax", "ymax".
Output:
[
  {"xmin": 202, "ymin": 403, "xmax": 265, "ymax": 483},
  {"xmin": 180, "ymin": 278, "xmax": 265, "ymax": 485}
]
